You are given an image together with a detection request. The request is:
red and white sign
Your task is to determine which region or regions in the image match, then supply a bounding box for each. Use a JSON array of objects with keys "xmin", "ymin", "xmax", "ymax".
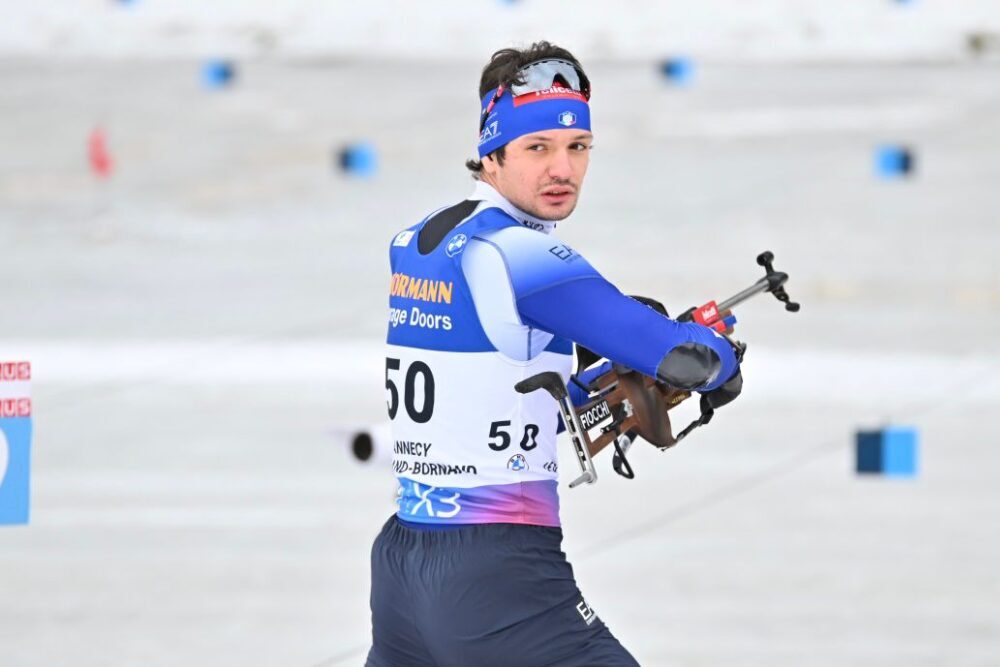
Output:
[
  {"xmin": 0, "ymin": 362, "xmax": 30, "ymax": 382},
  {"xmin": 0, "ymin": 361, "xmax": 31, "ymax": 409},
  {"xmin": 0, "ymin": 398, "xmax": 31, "ymax": 418}
]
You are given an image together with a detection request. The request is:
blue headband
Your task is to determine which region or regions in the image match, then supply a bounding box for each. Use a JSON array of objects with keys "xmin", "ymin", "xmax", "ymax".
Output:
[{"xmin": 477, "ymin": 86, "xmax": 592, "ymax": 158}]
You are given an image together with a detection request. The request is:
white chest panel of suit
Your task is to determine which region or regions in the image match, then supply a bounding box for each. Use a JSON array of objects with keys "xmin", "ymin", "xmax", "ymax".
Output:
[
  {"xmin": 385, "ymin": 181, "xmax": 738, "ymax": 526},
  {"xmin": 386, "ymin": 182, "xmax": 575, "ymax": 526}
]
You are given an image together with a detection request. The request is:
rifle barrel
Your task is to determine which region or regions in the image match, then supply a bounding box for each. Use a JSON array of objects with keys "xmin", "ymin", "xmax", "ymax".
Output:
[{"xmin": 717, "ymin": 278, "xmax": 771, "ymax": 312}]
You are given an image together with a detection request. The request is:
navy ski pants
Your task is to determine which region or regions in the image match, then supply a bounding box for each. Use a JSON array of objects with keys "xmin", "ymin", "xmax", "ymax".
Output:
[{"xmin": 365, "ymin": 515, "xmax": 639, "ymax": 667}]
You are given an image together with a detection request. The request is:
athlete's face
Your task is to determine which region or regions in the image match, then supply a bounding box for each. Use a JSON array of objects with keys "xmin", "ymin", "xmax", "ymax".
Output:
[{"xmin": 481, "ymin": 130, "xmax": 592, "ymax": 221}]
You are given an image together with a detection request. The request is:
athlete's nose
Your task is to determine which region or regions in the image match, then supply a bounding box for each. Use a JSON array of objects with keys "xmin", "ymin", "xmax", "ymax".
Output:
[{"xmin": 546, "ymin": 147, "xmax": 574, "ymax": 181}]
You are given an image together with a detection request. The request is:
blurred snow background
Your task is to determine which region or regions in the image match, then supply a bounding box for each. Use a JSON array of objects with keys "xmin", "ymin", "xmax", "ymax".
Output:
[{"xmin": 1, "ymin": 2, "xmax": 999, "ymax": 666}]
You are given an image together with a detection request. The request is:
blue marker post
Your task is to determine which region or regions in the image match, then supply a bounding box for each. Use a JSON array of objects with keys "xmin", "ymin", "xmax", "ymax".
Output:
[
  {"xmin": 875, "ymin": 144, "xmax": 915, "ymax": 179},
  {"xmin": 0, "ymin": 361, "xmax": 32, "ymax": 526},
  {"xmin": 659, "ymin": 57, "xmax": 695, "ymax": 86},
  {"xmin": 856, "ymin": 426, "xmax": 919, "ymax": 478},
  {"xmin": 337, "ymin": 142, "xmax": 379, "ymax": 179},
  {"xmin": 201, "ymin": 59, "xmax": 237, "ymax": 90}
]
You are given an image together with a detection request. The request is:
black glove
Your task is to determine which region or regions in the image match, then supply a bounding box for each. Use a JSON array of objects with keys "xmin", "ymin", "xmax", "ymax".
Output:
[{"xmin": 701, "ymin": 368, "xmax": 743, "ymax": 411}]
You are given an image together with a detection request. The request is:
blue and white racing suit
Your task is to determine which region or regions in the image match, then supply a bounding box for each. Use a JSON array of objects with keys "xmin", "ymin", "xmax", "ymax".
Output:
[
  {"xmin": 386, "ymin": 181, "xmax": 737, "ymax": 527},
  {"xmin": 368, "ymin": 181, "xmax": 738, "ymax": 667}
]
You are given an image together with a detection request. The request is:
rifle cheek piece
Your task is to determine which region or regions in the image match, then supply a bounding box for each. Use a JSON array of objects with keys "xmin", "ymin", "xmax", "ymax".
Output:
[{"xmin": 655, "ymin": 343, "xmax": 721, "ymax": 390}]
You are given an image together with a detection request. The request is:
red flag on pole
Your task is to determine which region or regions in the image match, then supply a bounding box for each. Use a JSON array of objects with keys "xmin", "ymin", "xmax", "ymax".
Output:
[{"xmin": 88, "ymin": 127, "xmax": 113, "ymax": 178}]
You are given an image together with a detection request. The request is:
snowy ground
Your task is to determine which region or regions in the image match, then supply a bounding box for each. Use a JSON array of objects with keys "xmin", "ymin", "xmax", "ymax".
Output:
[{"xmin": 1, "ymin": 59, "xmax": 999, "ymax": 666}]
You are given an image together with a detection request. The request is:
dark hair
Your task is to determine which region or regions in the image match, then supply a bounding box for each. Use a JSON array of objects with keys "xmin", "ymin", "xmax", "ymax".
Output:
[{"xmin": 465, "ymin": 41, "xmax": 587, "ymax": 178}]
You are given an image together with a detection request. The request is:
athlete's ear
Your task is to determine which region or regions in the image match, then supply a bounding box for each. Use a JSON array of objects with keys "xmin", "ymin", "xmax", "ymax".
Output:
[{"xmin": 481, "ymin": 153, "xmax": 500, "ymax": 179}]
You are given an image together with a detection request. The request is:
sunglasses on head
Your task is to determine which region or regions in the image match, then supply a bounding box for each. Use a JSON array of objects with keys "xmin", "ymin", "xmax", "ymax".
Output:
[{"xmin": 479, "ymin": 59, "xmax": 591, "ymax": 135}]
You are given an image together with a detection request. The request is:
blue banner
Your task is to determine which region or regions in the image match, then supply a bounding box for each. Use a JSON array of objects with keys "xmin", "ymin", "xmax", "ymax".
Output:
[{"xmin": 0, "ymin": 416, "xmax": 31, "ymax": 525}]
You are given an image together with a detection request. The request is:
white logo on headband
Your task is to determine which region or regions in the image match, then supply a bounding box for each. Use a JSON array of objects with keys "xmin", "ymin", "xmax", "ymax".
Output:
[
  {"xmin": 479, "ymin": 120, "xmax": 500, "ymax": 145},
  {"xmin": 558, "ymin": 111, "xmax": 577, "ymax": 127}
]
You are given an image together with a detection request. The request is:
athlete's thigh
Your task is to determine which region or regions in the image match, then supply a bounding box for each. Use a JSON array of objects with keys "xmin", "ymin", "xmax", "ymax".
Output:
[
  {"xmin": 543, "ymin": 621, "xmax": 640, "ymax": 667},
  {"xmin": 366, "ymin": 518, "xmax": 437, "ymax": 667},
  {"xmin": 412, "ymin": 523, "xmax": 635, "ymax": 666}
]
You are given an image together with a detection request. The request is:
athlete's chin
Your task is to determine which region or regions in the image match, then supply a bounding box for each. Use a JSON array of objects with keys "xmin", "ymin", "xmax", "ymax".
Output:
[{"xmin": 533, "ymin": 195, "xmax": 579, "ymax": 221}]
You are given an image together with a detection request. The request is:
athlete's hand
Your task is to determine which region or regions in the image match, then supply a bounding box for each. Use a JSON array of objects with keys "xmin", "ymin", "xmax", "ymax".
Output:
[
  {"xmin": 718, "ymin": 308, "xmax": 736, "ymax": 335},
  {"xmin": 701, "ymin": 368, "xmax": 742, "ymax": 410}
]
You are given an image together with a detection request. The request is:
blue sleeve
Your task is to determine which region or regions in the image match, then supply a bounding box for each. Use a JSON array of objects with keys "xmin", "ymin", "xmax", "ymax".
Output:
[
  {"xmin": 478, "ymin": 227, "xmax": 737, "ymax": 392},
  {"xmin": 568, "ymin": 361, "xmax": 612, "ymax": 407}
]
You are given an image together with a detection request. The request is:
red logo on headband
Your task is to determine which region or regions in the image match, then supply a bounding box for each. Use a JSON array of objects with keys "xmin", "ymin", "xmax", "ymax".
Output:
[{"xmin": 513, "ymin": 87, "xmax": 588, "ymax": 107}]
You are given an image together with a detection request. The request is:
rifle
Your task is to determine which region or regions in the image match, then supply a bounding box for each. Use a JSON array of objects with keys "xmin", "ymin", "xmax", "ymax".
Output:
[{"xmin": 514, "ymin": 251, "xmax": 799, "ymax": 488}]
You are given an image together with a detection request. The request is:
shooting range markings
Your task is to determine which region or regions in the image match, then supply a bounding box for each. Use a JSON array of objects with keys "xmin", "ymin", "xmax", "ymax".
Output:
[{"xmin": 576, "ymin": 356, "xmax": 1000, "ymax": 560}]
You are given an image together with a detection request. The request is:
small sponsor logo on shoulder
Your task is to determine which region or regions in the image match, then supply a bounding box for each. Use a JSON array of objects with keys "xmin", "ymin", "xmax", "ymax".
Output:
[
  {"xmin": 392, "ymin": 230, "xmax": 415, "ymax": 247},
  {"xmin": 549, "ymin": 244, "xmax": 580, "ymax": 263},
  {"xmin": 446, "ymin": 233, "xmax": 468, "ymax": 257}
]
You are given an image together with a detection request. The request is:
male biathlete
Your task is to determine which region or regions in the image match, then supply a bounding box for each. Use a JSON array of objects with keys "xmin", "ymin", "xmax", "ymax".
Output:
[{"xmin": 367, "ymin": 41, "xmax": 742, "ymax": 667}]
